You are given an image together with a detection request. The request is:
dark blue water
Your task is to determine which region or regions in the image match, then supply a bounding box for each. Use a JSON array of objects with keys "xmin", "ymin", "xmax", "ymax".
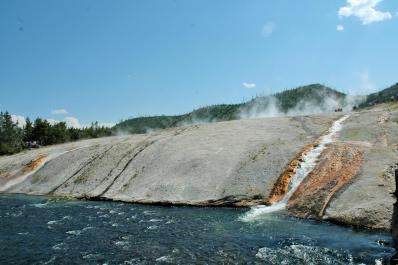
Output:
[{"xmin": 0, "ymin": 195, "xmax": 394, "ymax": 264}]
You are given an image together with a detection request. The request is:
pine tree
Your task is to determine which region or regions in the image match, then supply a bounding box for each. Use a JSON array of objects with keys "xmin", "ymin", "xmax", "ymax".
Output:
[
  {"xmin": 32, "ymin": 118, "xmax": 51, "ymax": 146},
  {"xmin": 50, "ymin": 122, "xmax": 68, "ymax": 144},
  {"xmin": 0, "ymin": 112, "xmax": 24, "ymax": 155},
  {"xmin": 23, "ymin": 117, "xmax": 34, "ymax": 142},
  {"xmin": 1, "ymin": 112, "xmax": 113, "ymax": 155}
]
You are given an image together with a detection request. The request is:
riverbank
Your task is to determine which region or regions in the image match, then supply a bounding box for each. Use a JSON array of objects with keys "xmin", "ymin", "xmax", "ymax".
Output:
[{"xmin": 0, "ymin": 103, "xmax": 397, "ymax": 230}]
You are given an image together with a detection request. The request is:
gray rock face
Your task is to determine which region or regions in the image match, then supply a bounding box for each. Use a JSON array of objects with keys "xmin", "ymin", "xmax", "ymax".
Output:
[
  {"xmin": 0, "ymin": 115, "xmax": 335, "ymax": 206},
  {"xmin": 323, "ymin": 104, "xmax": 398, "ymax": 229},
  {"xmin": 1, "ymin": 104, "xmax": 396, "ymax": 230}
]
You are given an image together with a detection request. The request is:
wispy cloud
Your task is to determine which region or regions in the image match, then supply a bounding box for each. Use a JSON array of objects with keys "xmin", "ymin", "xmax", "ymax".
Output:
[
  {"xmin": 338, "ymin": 0, "xmax": 392, "ymax": 25},
  {"xmin": 261, "ymin": 21, "xmax": 275, "ymax": 37},
  {"xmin": 65, "ymin": 116, "xmax": 82, "ymax": 128},
  {"xmin": 358, "ymin": 70, "xmax": 376, "ymax": 93},
  {"xmin": 47, "ymin": 119, "xmax": 60, "ymax": 125},
  {"xmin": 51, "ymin": 109, "xmax": 68, "ymax": 115},
  {"xmin": 337, "ymin": 24, "xmax": 345, "ymax": 31},
  {"xmin": 98, "ymin": 122, "xmax": 116, "ymax": 128},
  {"xmin": 63, "ymin": 117, "xmax": 115, "ymax": 128},
  {"xmin": 11, "ymin": 115, "xmax": 26, "ymax": 128},
  {"xmin": 242, "ymin": 82, "xmax": 256, "ymax": 89},
  {"xmin": 9, "ymin": 113, "xmax": 113, "ymax": 129}
]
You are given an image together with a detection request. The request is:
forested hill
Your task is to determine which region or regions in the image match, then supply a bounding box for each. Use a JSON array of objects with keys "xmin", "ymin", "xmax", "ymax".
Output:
[
  {"xmin": 2, "ymin": 83, "xmax": 396, "ymax": 156},
  {"xmin": 114, "ymin": 84, "xmax": 348, "ymax": 134},
  {"xmin": 360, "ymin": 83, "xmax": 398, "ymax": 107},
  {"xmin": 0, "ymin": 114, "xmax": 112, "ymax": 155},
  {"xmin": 113, "ymin": 104, "xmax": 242, "ymax": 134},
  {"xmin": 274, "ymin": 84, "xmax": 346, "ymax": 112}
]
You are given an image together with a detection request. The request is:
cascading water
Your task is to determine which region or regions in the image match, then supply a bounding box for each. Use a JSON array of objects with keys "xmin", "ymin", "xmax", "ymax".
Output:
[{"xmin": 240, "ymin": 115, "xmax": 350, "ymax": 222}]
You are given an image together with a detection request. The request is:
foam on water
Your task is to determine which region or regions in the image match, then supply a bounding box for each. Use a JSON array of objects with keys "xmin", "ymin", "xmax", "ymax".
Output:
[
  {"xmin": 52, "ymin": 242, "xmax": 68, "ymax": 251},
  {"xmin": 0, "ymin": 194, "xmax": 392, "ymax": 264},
  {"xmin": 47, "ymin": 220, "xmax": 60, "ymax": 225},
  {"xmin": 149, "ymin": 218, "xmax": 162, "ymax": 222},
  {"xmin": 65, "ymin": 226, "xmax": 95, "ymax": 236},
  {"xmin": 241, "ymin": 115, "xmax": 349, "ymax": 222},
  {"xmin": 114, "ymin": 241, "xmax": 130, "ymax": 247},
  {"xmin": 62, "ymin": 215, "xmax": 72, "ymax": 220},
  {"xmin": 31, "ymin": 202, "xmax": 49, "ymax": 208},
  {"xmin": 82, "ymin": 253, "xmax": 103, "ymax": 260},
  {"xmin": 156, "ymin": 255, "xmax": 174, "ymax": 263},
  {"xmin": 143, "ymin": 210, "xmax": 156, "ymax": 215},
  {"xmin": 66, "ymin": 230, "xmax": 82, "ymax": 236},
  {"xmin": 255, "ymin": 244, "xmax": 356, "ymax": 264}
]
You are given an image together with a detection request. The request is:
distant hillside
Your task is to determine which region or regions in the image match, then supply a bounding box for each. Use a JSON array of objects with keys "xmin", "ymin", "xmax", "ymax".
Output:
[
  {"xmin": 275, "ymin": 84, "xmax": 346, "ymax": 112},
  {"xmin": 239, "ymin": 84, "xmax": 349, "ymax": 118},
  {"xmin": 114, "ymin": 84, "xmax": 350, "ymax": 134},
  {"xmin": 359, "ymin": 83, "xmax": 398, "ymax": 107}
]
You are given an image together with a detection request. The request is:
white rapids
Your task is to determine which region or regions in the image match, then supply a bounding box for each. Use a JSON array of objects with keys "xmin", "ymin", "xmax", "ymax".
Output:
[{"xmin": 240, "ymin": 115, "xmax": 349, "ymax": 222}]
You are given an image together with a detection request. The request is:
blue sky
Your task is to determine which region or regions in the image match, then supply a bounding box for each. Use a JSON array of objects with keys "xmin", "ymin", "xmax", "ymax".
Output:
[{"xmin": 1, "ymin": 0, "xmax": 397, "ymax": 127}]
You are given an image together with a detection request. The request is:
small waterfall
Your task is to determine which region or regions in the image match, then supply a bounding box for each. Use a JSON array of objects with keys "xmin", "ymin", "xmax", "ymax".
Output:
[{"xmin": 240, "ymin": 115, "xmax": 349, "ymax": 222}]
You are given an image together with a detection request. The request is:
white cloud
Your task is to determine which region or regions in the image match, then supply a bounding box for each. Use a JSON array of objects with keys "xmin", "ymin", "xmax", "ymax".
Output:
[
  {"xmin": 48, "ymin": 117, "xmax": 114, "ymax": 128},
  {"xmin": 51, "ymin": 109, "xmax": 68, "ymax": 115},
  {"xmin": 337, "ymin": 24, "xmax": 345, "ymax": 31},
  {"xmin": 65, "ymin": 116, "xmax": 82, "ymax": 128},
  {"xmin": 98, "ymin": 122, "xmax": 116, "ymax": 128},
  {"xmin": 8, "ymin": 113, "xmax": 112, "ymax": 129},
  {"xmin": 11, "ymin": 115, "xmax": 26, "ymax": 128},
  {"xmin": 262, "ymin": 21, "xmax": 275, "ymax": 37},
  {"xmin": 338, "ymin": 0, "xmax": 392, "ymax": 25},
  {"xmin": 47, "ymin": 119, "xmax": 60, "ymax": 125},
  {"xmin": 242, "ymin": 82, "xmax": 256, "ymax": 89}
]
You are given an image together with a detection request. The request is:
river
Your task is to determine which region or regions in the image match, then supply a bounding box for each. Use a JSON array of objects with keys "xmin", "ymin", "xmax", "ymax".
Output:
[{"xmin": 0, "ymin": 194, "xmax": 394, "ymax": 264}]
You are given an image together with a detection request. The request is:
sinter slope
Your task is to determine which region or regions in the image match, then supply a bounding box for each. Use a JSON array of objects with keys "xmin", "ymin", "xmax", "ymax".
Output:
[{"xmin": 1, "ymin": 98, "xmax": 397, "ymax": 230}]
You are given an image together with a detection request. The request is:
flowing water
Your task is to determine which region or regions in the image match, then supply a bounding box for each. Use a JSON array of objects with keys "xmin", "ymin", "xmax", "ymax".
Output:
[
  {"xmin": 241, "ymin": 115, "xmax": 350, "ymax": 222},
  {"xmin": 0, "ymin": 115, "xmax": 393, "ymax": 264},
  {"xmin": 0, "ymin": 194, "xmax": 394, "ymax": 264}
]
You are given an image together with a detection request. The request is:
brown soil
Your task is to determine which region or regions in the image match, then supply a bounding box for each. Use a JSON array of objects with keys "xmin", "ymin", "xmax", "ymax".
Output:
[
  {"xmin": 287, "ymin": 143, "xmax": 363, "ymax": 218},
  {"xmin": 0, "ymin": 154, "xmax": 48, "ymax": 189},
  {"xmin": 22, "ymin": 155, "xmax": 48, "ymax": 174},
  {"xmin": 264, "ymin": 142, "xmax": 319, "ymax": 205}
]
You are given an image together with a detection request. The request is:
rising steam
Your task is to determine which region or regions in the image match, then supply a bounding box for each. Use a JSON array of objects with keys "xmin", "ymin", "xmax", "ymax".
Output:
[{"xmin": 239, "ymin": 90, "xmax": 365, "ymax": 119}]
